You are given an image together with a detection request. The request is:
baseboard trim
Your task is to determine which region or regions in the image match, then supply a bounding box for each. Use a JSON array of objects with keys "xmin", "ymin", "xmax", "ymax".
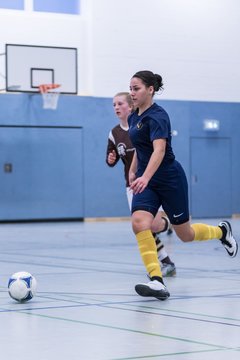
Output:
[{"xmin": 84, "ymin": 217, "xmax": 131, "ymax": 222}]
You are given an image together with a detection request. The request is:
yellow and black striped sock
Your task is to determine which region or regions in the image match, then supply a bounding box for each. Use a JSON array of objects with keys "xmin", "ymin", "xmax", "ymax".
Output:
[
  {"xmin": 191, "ymin": 223, "xmax": 222, "ymax": 241},
  {"xmin": 136, "ymin": 230, "xmax": 162, "ymax": 278}
]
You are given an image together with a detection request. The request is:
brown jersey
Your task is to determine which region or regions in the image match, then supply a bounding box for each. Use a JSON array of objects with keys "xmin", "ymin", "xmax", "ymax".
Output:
[{"xmin": 106, "ymin": 124, "xmax": 135, "ymax": 187}]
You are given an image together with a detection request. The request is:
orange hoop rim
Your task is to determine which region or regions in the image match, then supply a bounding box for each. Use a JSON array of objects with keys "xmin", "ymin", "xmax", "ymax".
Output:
[{"xmin": 38, "ymin": 84, "xmax": 61, "ymax": 94}]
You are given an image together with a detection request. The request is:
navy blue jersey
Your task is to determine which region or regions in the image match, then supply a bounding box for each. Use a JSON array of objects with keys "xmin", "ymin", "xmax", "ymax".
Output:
[
  {"xmin": 128, "ymin": 103, "xmax": 189, "ymax": 225},
  {"xmin": 128, "ymin": 103, "xmax": 175, "ymax": 180}
]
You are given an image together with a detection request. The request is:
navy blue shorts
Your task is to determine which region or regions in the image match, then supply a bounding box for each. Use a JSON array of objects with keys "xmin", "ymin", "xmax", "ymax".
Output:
[{"xmin": 131, "ymin": 160, "xmax": 189, "ymax": 225}]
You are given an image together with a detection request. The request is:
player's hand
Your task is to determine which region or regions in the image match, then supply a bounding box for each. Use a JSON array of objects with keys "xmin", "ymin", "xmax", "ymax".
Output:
[
  {"xmin": 130, "ymin": 176, "xmax": 149, "ymax": 194},
  {"xmin": 129, "ymin": 171, "xmax": 136, "ymax": 186},
  {"xmin": 108, "ymin": 150, "xmax": 117, "ymax": 164}
]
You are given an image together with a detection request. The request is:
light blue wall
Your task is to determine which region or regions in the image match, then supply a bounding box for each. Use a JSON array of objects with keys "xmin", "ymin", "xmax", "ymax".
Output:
[
  {"xmin": 164, "ymin": 100, "xmax": 240, "ymax": 217},
  {"xmin": 0, "ymin": 93, "xmax": 239, "ymax": 220},
  {"xmin": 33, "ymin": 0, "xmax": 80, "ymax": 14},
  {"xmin": 0, "ymin": 0, "xmax": 24, "ymax": 10}
]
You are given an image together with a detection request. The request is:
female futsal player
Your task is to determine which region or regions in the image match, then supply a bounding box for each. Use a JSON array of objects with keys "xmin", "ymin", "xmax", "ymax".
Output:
[
  {"xmin": 106, "ymin": 92, "xmax": 176, "ymax": 276},
  {"xmin": 128, "ymin": 70, "xmax": 238, "ymax": 300}
]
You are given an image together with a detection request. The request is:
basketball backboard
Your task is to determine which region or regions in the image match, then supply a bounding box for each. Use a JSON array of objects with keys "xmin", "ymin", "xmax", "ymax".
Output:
[{"xmin": 5, "ymin": 44, "xmax": 78, "ymax": 94}]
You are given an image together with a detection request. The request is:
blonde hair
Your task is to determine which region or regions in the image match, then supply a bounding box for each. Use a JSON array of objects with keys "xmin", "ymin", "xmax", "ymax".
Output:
[{"xmin": 114, "ymin": 92, "xmax": 133, "ymax": 108}]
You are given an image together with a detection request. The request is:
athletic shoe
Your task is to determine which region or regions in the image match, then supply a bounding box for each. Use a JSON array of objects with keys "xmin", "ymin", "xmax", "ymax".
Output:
[
  {"xmin": 135, "ymin": 279, "xmax": 170, "ymax": 301},
  {"xmin": 218, "ymin": 220, "xmax": 238, "ymax": 257},
  {"xmin": 161, "ymin": 263, "xmax": 176, "ymax": 277}
]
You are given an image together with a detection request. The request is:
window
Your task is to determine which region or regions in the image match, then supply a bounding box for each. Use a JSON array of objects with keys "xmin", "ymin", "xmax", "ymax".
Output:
[
  {"xmin": 33, "ymin": 0, "xmax": 80, "ymax": 15},
  {"xmin": 0, "ymin": 0, "xmax": 24, "ymax": 10}
]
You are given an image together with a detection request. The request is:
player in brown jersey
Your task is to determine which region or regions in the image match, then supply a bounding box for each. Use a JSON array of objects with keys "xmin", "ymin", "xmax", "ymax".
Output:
[{"xmin": 106, "ymin": 92, "xmax": 176, "ymax": 277}]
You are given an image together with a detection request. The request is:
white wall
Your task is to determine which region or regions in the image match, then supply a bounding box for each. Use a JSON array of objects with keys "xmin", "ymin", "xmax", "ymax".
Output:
[
  {"xmin": 0, "ymin": 0, "xmax": 239, "ymax": 102},
  {"xmin": 0, "ymin": 3, "xmax": 90, "ymax": 94},
  {"xmin": 90, "ymin": 0, "xmax": 240, "ymax": 102}
]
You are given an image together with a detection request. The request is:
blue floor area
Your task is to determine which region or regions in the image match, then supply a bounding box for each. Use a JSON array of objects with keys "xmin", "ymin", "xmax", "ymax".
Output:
[{"xmin": 0, "ymin": 219, "xmax": 240, "ymax": 360}]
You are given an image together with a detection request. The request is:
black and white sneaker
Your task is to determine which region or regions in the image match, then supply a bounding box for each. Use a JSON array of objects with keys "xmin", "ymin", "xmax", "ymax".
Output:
[
  {"xmin": 135, "ymin": 279, "xmax": 170, "ymax": 301},
  {"xmin": 218, "ymin": 221, "xmax": 238, "ymax": 258},
  {"xmin": 162, "ymin": 263, "xmax": 176, "ymax": 277}
]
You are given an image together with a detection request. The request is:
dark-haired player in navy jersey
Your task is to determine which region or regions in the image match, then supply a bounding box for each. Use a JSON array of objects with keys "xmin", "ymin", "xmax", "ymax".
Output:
[
  {"xmin": 106, "ymin": 92, "xmax": 176, "ymax": 277},
  {"xmin": 128, "ymin": 70, "xmax": 238, "ymax": 301}
]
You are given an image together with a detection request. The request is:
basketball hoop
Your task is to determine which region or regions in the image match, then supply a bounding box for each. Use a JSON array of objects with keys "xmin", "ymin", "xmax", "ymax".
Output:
[{"xmin": 39, "ymin": 84, "xmax": 61, "ymax": 110}]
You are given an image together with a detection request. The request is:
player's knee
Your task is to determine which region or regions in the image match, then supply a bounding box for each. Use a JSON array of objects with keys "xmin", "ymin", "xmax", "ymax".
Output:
[
  {"xmin": 151, "ymin": 224, "xmax": 159, "ymax": 233},
  {"xmin": 132, "ymin": 212, "xmax": 151, "ymax": 234}
]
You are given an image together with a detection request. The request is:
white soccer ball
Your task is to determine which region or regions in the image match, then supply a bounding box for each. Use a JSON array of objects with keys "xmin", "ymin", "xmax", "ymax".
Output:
[{"xmin": 8, "ymin": 271, "xmax": 37, "ymax": 302}]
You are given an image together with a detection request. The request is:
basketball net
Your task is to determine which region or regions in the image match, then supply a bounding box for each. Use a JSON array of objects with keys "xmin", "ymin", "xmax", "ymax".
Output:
[{"xmin": 39, "ymin": 84, "xmax": 61, "ymax": 110}]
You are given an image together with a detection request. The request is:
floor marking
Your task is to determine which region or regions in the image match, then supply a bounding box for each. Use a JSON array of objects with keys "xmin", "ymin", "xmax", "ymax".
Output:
[{"xmin": 17, "ymin": 310, "xmax": 235, "ymax": 352}]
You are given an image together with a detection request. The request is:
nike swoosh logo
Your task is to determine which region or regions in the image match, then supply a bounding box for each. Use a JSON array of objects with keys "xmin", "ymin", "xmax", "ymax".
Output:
[{"xmin": 173, "ymin": 212, "xmax": 184, "ymax": 218}]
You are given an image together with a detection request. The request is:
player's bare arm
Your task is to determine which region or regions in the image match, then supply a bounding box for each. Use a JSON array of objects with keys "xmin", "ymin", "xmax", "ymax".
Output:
[{"xmin": 130, "ymin": 139, "xmax": 166, "ymax": 194}]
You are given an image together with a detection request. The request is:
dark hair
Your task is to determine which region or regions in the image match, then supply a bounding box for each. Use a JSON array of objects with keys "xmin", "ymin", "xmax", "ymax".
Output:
[{"xmin": 132, "ymin": 70, "xmax": 164, "ymax": 94}]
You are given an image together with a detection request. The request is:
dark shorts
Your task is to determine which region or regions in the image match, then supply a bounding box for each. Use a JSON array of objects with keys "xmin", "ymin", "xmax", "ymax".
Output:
[{"xmin": 131, "ymin": 160, "xmax": 189, "ymax": 225}]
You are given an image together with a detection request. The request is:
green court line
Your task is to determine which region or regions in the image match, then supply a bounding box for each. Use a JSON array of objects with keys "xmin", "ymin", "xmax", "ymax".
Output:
[
  {"xmin": 20, "ymin": 310, "xmax": 232, "ymax": 351},
  {"xmin": 4, "ymin": 291, "xmax": 240, "ymax": 327},
  {"xmin": 123, "ymin": 303, "xmax": 240, "ymax": 323},
  {"xmin": 111, "ymin": 347, "xmax": 228, "ymax": 360},
  {"xmin": 92, "ymin": 303, "xmax": 240, "ymax": 328},
  {"xmin": 26, "ymin": 292, "xmax": 240, "ymax": 326}
]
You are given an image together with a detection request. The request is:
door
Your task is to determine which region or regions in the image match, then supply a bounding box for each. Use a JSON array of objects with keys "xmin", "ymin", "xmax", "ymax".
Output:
[
  {"xmin": 0, "ymin": 126, "xmax": 84, "ymax": 221},
  {"xmin": 190, "ymin": 137, "xmax": 231, "ymax": 218}
]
